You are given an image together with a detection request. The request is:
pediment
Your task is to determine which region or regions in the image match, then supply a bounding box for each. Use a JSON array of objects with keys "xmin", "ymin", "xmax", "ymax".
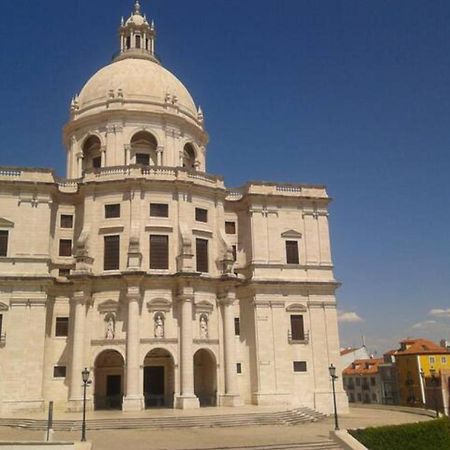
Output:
[
  {"xmin": 98, "ymin": 300, "xmax": 119, "ymax": 313},
  {"xmin": 281, "ymin": 229, "xmax": 302, "ymax": 239},
  {"xmin": 194, "ymin": 300, "xmax": 214, "ymax": 313},
  {"xmin": 0, "ymin": 302, "xmax": 9, "ymax": 311},
  {"xmin": 147, "ymin": 298, "xmax": 172, "ymax": 312},
  {"xmin": 0, "ymin": 218, "xmax": 14, "ymax": 228},
  {"xmin": 286, "ymin": 303, "xmax": 307, "ymax": 312}
]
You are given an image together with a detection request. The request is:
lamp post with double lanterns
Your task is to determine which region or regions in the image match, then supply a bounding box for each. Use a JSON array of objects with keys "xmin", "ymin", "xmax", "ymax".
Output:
[
  {"xmin": 81, "ymin": 368, "xmax": 92, "ymax": 442},
  {"xmin": 429, "ymin": 368, "xmax": 440, "ymax": 418},
  {"xmin": 329, "ymin": 364, "xmax": 339, "ymax": 431}
]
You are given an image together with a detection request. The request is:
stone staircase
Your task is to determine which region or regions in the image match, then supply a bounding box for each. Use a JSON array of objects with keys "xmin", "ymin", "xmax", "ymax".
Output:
[
  {"xmin": 0, "ymin": 407, "xmax": 326, "ymax": 431},
  {"xmin": 193, "ymin": 442, "xmax": 342, "ymax": 450}
]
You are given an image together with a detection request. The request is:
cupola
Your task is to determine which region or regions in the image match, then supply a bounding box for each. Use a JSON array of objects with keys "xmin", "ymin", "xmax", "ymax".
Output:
[{"xmin": 116, "ymin": 1, "xmax": 157, "ymax": 63}]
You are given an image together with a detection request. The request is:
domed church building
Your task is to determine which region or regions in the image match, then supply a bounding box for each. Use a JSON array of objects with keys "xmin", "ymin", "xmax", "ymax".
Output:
[{"xmin": 0, "ymin": 2, "xmax": 347, "ymax": 414}]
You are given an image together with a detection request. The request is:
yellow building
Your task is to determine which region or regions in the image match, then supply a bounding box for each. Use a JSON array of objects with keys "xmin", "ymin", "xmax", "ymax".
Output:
[{"xmin": 395, "ymin": 338, "xmax": 450, "ymax": 407}]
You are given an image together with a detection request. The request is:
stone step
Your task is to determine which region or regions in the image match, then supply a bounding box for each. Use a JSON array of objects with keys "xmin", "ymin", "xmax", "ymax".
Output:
[
  {"xmin": 185, "ymin": 442, "xmax": 342, "ymax": 450},
  {"xmin": 0, "ymin": 407, "xmax": 326, "ymax": 431}
]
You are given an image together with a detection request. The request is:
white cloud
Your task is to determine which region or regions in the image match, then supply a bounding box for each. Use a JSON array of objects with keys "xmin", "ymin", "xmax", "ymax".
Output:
[
  {"xmin": 412, "ymin": 319, "xmax": 437, "ymax": 329},
  {"xmin": 428, "ymin": 308, "xmax": 450, "ymax": 318},
  {"xmin": 338, "ymin": 310, "xmax": 364, "ymax": 323}
]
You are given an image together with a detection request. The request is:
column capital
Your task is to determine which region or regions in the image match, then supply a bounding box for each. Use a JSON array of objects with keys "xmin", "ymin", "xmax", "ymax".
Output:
[
  {"xmin": 156, "ymin": 145, "xmax": 164, "ymax": 153},
  {"xmin": 126, "ymin": 285, "xmax": 141, "ymax": 302},
  {"xmin": 218, "ymin": 289, "xmax": 236, "ymax": 305}
]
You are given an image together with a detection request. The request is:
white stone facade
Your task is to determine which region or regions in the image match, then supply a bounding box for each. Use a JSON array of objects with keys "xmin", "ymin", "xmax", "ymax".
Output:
[{"xmin": 0, "ymin": 2, "xmax": 348, "ymax": 415}]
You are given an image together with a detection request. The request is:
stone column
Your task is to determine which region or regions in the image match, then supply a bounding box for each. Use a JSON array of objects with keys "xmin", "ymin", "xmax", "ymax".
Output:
[
  {"xmin": 219, "ymin": 291, "xmax": 241, "ymax": 406},
  {"xmin": 100, "ymin": 146, "xmax": 106, "ymax": 167},
  {"xmin": 157, "ymin": 146, "xmax": 164, "ymax": 166},
  {"xmin": 125, "ymin": 144, "xmax": 131, "ymax": 166},
  {"xmin": 175, "ymin": 285, "xmax": 199, "ymax": 409},
  {"xmin": 76, "ymin": 152, "xmax": 83, "ymax": 178},
  {"xmin": 123, "ymin": 283, "xmax": 144, "ymax": 411},
  {"xmin": 68, "ymin": 290, "xmax": 88, "ymax": 411}
]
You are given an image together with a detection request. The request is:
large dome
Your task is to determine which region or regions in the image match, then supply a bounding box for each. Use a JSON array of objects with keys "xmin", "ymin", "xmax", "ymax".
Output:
[{"xmin": 77, "ymin": 58, "xmax": 197, "ymax": 117}]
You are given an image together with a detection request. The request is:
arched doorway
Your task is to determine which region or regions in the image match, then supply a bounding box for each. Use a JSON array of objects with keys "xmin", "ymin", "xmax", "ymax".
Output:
[
  {"xmin": 94, "ymin": 350, "xmax": 124, "ymax": 410},
  {"xmin": 82, "ymin": 135, "xmax": 102, "ymax": 171},
  {"xmin": 182, "ymin": 143, "xmax": 196, "ymax": 170},
  {"xmin": 194, "ymin": 349, "xmax": 217, "ymax": 406},
  {"xmin": 143, "ymin": 348, "xmax": 175, "ymax": 408},
  {"xmin": 131, "ymin": 131, "xmax": 158, "ymax": 166}
]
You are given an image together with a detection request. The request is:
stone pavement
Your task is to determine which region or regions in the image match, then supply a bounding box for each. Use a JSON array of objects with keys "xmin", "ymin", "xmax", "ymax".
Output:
[{"xmin": 0, "ymin": 407, "xmax": 433, "ymax": 450}]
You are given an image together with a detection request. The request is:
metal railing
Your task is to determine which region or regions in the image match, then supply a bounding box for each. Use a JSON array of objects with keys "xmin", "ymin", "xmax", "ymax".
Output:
[{"xmin": 288, "ymin": 330, "xmax": 310, "ymax": 344}]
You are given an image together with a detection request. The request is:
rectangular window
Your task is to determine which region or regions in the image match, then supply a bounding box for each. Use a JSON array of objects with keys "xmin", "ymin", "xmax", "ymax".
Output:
[
  {"xmin": 92, "ymin": 156, "xmax": 101, "ymax": 169},
  {"xmin": 286, "ymin": 240, "xmax": 299, "ymax": 264},
  {"xmin": 60, "ymin": 214, "xmax": 73, "ymax": 229},
  {"xmin": 105, "ymin": 204, "xmax": 121, "ymax": 219},
  {"xmin": 442, "ymin": 357, "xmax": 447, "ymax": 364},
  {"xmin": 150, "ymin": 235, "xmax": 169, "ymax": 270},
  {"xmin": 234, "ymin": 317, "xmax": 240, "ymax": 336},
  {"xmin": 150, "ymin": 203, "xmax": 169, "ymax": 218},
  {"xmin": 58, "ymin": 268, "xmax": 70, "ymax": 277},
  {"xmin": 0, "ymin": 230, "xmax": 8, "ymax": 257},
  {"xmin": 293, "ymin": 361, "xmax": 307, "ymax": 372},
  {"xmin": 349, "ymin": 393, "xmax": 355, "ymax": 402},
  {"xmin": 371, "ymin": 377, "xmax": 376, "ymax": 386},
  {"xmin": 195, "ymin": 208, "xmax": 208, "ymax": 223},
  {"xmin": 225, "ymin": 221, "xmax": 236, "ymax": 234},
  {"xmin": 290, "ymin": 314, "xmax": 305, "ymax": 341},
  {"xmin": 55, "ymin": 317, "xmax": 69, "ymax": 337},
  {"xmin": 357, "ymin": 393, "xmax": 362, "ymax": 401},
  {"xmin": 136, "ymin": 35, "xmax": 141, "ymax": 49},
  {"xmin": 430, "ymin": 356, "xmax": 435, "ymax": 364},
  {"xmin": 136, "ymin": 153, "xmax": 150, "ymax": 165},
  {"xmin": 53, "ymin": 366, "xmax": 67, "ymax": 378},
  {"xmin": 232, "ymin": 245, "xmax": 237, "ymax": 262},
  {"xmin": 59, "ymin": 239, "xmax": 72, "ymax": 257},
  {"xmin": 236, "ymin": 363, "xmax": 242, "ymax": 374},
  {"xmin": 196, "ymin": 238, "xmax": 209, "ymax": 273},
  {"xmin": 104, "ymin": 235, "xmax": 120, "ymax": 270},
  {"xmin": 372, "ymin": 393, "xmax": 377, "ymax": 401},
  {"xmin": 356, "ymin": 378, "xmax": 361, "ymax": 386},
  {"xmin": 0, "ymin": 314, "xmax": 3, "ymax": 336}
]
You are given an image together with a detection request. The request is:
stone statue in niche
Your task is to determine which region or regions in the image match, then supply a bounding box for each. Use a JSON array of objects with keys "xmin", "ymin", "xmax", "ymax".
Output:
[
  {"xmin": 199, "ymin": 314, "xmax": 208, "ymax": 339},
  {"xmin": 105, "ymin": 314, "xmax": 115, "ymax": 340},
  {"xmin": 154, "ymin": 312, "xmax": 164, "ymax": 338}
]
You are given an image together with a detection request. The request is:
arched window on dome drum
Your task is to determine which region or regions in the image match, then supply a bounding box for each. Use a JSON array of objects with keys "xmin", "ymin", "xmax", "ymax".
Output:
[
  {"xmin": 136, "ymin": 35, "xmax": 141, "ymax": 49},
  {"xmin": 131, "ymin": 131, "xmax": 158, "ymax": 166},
  {"xmin": 126, "ymin": 36, "xmax": 131, "ymax": 50},
  {"xmin": 183, "ymin": 144, "xmax": 196, "ymax": 170},
  {"xmin": 82, "ymin": 135, "xmax": 102, "ymax": 173}
]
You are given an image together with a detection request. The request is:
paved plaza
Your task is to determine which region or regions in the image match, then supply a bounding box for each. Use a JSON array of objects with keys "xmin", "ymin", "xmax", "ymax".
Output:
[{"xmin": 0, "ymin": 407, "xmax": 433, "ymax": 450}]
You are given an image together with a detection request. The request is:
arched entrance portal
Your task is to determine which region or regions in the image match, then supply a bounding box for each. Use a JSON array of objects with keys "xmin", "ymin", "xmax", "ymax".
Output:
[
  {"xmin": 143, "ymin": 348, "xmax": 175, "ymax": 408},
  {"xmin": 94, "ymin": 350, "xmax": 124, "ymax": 410},
  {"xmin": 194, "ymin": 349, "xmax": 217, "ymax": 407}
]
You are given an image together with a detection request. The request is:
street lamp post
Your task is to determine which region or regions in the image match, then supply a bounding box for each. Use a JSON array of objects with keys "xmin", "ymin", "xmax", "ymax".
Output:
[
  {"xmin": 81, "ymin": 368, "xmax": 91, "ymax": 442},
  {"xmin": 329, "ymin": 364, "xmax": 339, "ymax": 431},
  {"xmin": 430, "ymin": 368, "xmax": 439, "ymax": 418}
]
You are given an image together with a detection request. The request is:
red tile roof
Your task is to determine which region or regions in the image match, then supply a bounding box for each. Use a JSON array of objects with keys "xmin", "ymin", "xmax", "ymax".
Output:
[
  {"xmin": 343, "ymin": 358, "xmax": 383, "ymax": 376},
  {"xmin": 396, "ymin": 338, "xmax": 450, "ymax": 356}
]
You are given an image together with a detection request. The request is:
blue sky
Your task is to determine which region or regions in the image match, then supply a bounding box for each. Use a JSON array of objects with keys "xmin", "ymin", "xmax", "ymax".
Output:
[{"xmin": 1, "ymin": 0, "xmax": 449, "ymax": 354}]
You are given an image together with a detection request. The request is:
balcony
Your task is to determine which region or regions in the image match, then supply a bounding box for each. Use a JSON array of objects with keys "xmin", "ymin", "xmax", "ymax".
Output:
[{"xmin": 288, "ymin": 330, "xmax": 310, "ymax": 344}]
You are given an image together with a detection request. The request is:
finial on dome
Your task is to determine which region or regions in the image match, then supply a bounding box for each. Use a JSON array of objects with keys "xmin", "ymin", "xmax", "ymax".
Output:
[
  {"xmin": 134, "ymin": 1, "xmax": 141, "ymax": 15},
  {"xmin": 151, "ymin": 20, "xmax": 155, "ymax": 30},
  {"xmin": 197, "ymin": 105, "xmax": 204, "ymax": 122},
  {"xmin": 121, "ymin": 16, "xmax": 124, "ymax": 26}
]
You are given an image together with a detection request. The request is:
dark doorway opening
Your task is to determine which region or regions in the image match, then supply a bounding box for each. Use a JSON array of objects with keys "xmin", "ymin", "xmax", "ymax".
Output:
[
  {"xmin": 144, "ymin": 366, "xmax": 165, "ymax": 407},
  {"xmin": 106, "ymin": 375, "xmax": 122, "ymax": 409}
]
